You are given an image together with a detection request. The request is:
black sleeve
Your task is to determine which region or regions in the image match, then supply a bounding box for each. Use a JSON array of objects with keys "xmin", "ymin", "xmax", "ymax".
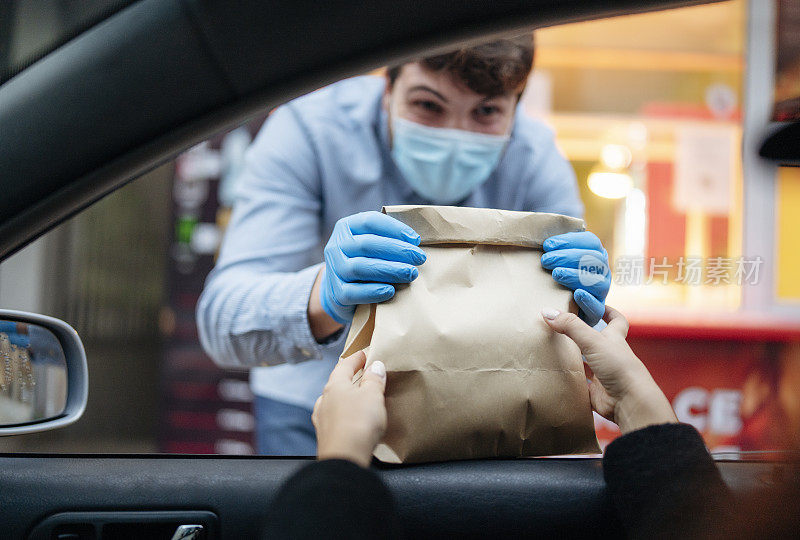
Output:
[
  {"xmin": 602, "ymin": 423, "xmax": 733, "ymax": 539},
  {"xmin": 262, "ymin": 459, "xmax": 402, "ymax": 539}
]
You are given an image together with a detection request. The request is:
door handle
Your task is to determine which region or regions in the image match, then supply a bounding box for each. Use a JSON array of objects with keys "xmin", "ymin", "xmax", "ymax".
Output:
[
  {"xmin": 171, "ymin": 524, "xmax": 205, "ymax": 540},
  {"xmin": 29, "ymin": 510, "xmax": 218, "ymax": 539}
]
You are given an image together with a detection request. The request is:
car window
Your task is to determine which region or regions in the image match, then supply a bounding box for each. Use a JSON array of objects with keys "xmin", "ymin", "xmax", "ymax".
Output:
[{"xmin": 1, "ymin": 0, "xmax": 798, "ymax": 458}]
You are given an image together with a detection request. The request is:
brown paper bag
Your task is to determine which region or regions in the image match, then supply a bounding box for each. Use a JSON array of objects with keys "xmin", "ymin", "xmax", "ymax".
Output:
[{"xmin": 342, "ymin": 205, "xmax": 600, "ymax": 463}]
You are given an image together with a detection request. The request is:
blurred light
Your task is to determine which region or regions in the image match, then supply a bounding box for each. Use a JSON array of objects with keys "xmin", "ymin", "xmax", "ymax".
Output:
[
  {"xmin": 624, "ymin": 188, "xmax": 646, "ymax": 255},
  {"xmin": 705, "ymin": 83, "xmax": 737, "ymax": 119},
  {"xmin": 588, "ymin": 171, "xmax": 634, "ymax": 199},
  {"xmin": 627, "ymin": 122, "xmax": 648, "ymax": 150},
  {"xmin": 601, "ymin": 144, "xmax": 632, "ymax": 169},
  {"xmin": 190, "ymin": 223, "xmax": 221, "ymax": 255}
]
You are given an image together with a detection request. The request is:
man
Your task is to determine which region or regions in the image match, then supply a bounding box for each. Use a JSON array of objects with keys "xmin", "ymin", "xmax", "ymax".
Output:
[{"xmin": 197, "ymin": 35, "xmax": 611, "ymax": 455}]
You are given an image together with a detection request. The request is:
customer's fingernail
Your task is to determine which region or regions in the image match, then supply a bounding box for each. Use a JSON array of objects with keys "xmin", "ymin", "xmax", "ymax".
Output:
[
  {"xmin": 541, "ymin": 308, "xmax": 561, "ymax": 320},
  {"xmin": 370, "ymin": 360, "xmax": 386, "ymax": 379}
]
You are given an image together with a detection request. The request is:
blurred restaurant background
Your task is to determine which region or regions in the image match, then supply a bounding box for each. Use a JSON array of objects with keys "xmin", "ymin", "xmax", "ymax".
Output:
[{"xmin": 0, "ymin": 0, "xmax": 798, "ymax": 455}]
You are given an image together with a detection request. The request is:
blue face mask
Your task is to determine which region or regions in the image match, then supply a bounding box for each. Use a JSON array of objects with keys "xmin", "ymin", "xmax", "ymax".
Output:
[{"xmin": 390, "ymin": 117, "xmax": 510, "ymax": 205}]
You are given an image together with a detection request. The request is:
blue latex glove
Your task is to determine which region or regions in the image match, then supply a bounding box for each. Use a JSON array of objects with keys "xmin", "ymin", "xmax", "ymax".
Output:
[
  {"xmin": 541, "ymin": 231, "xmax": 611, "ymax": 326},
  {"xmin": 320, "ymin": 211, "xmax": 426, "ymax": 324}
]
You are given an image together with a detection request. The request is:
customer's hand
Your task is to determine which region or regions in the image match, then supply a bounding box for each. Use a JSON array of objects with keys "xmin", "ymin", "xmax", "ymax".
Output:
[
  {"xmin": 541, "ymin": 231, "xmax": 611, "ymax": 326},
  {"xmin": 313, "ymin": 350, "xmax": 388, "ymax": 467},
  {"xmin": 542, "ymin": 305, "xmax": 677, "ymax": 434},
  {"xmin": 309, "ymin": 211, "xmax": 426, "ymax": 338}
]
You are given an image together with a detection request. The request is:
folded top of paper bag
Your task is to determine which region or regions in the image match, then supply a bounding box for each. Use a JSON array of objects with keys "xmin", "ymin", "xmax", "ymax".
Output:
[{"xmin": 383, "ymin": 205, "xmax": 585, "ymax": 248}]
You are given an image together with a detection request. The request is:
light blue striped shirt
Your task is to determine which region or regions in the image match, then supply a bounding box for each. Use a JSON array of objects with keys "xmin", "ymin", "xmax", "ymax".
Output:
[{"xmin": 196, "ymin": 75, "xmax": 583, "ymax": 410}]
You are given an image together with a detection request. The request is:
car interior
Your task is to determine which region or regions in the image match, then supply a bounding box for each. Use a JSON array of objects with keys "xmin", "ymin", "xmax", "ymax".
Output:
[{"xmin": 1, "ymin": 0, "xmax": 799, "ymax": 538}]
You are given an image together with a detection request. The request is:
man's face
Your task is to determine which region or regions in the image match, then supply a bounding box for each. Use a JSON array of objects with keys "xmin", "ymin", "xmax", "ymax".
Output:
[{"xmin": 384, "ymin": 62, "xmax": 518, "ymax": 136}]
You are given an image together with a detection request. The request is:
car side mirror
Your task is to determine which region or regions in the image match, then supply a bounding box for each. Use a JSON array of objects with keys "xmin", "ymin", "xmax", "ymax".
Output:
[
  {"xmin": 759, "ymin": 121, "xmax": 800, "ymax": 166},
  {"xmin": 0, "ymin": 309, "xmax": 87, "ymax": 435}
]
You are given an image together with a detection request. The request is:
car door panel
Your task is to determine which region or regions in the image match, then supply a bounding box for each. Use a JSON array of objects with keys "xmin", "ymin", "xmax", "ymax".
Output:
[{"xmin": 1, "ymin": 455, "xmax": 796, "ymax": 539}]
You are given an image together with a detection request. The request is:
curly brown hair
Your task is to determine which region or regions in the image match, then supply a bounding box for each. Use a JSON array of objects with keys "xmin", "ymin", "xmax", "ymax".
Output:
[{"xmin": 387, "ymin": 34, "xmax": 534, "ymax": 98}]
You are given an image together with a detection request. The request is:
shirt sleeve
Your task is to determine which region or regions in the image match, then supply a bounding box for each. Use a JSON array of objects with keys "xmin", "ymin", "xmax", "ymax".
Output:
[
  {"xmin": 196, "ymin": 104, "xmax": 348, "ymax": 369},
  {"xmin": 602, "ymin": 423, "xmax": 733, "ymax": 539},
  {"xmin": 262, "ymin": 459, "xmax": 401, "ymax": 539},
  {"xmin": 521, "ymin": 123, "xmax": 585, "ymax": 219}
]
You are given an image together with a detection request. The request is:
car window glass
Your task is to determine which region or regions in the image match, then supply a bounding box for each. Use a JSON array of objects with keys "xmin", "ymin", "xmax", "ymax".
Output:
[
  {"xmin": 1, "ymin": 1, "xmax": 135, "ymax": 85},
  {"xmin": 1, "ymin": 0, "xmax": 798, "ymax": 459}
]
